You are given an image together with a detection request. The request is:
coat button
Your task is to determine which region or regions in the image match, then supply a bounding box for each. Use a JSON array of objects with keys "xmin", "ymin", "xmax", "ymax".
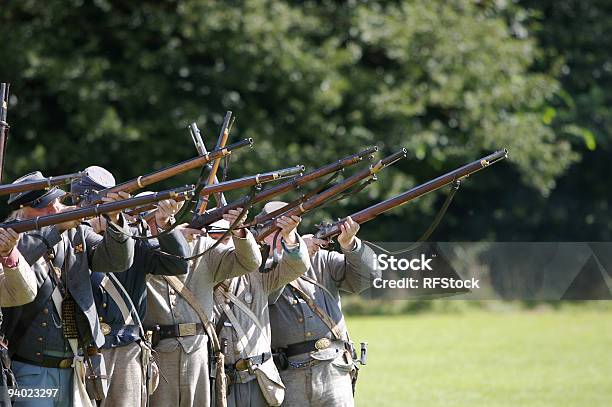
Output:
[
  {"xmin": 305, "ymin": 332, "xmax": 312, "ymax": 337},
  {"xmin": 41, "ymin": 322, "xmax": 47, "ymax": 327},
  {"xmin": 298, "ymin": 318, "xmax": 304, "ymax": 323},
  {"xmin": 37, "ymin": 337, "xmax": 43, "ymax": 342},
  {"xmin": 103, "ymin": 303, "xmax": 108, "ymax": 308},
  {"xmin": 36, "ymin": 352, "xmax": 41, "ymax": 356},
  {"xmin": 43, "ymin": 308, "xmax": 49, "ymax": 314}
]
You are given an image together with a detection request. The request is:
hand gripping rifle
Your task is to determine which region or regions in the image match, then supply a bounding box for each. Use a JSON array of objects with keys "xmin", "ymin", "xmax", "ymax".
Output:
[
  {"xmin": 0, "ymin": 186, "xmax": 196, "ymax": 234},
  {"xmin": 253, "ymin": 149, "xmax": 407, "ymax": 242},
  {"xmin": 314, "ymin": 149, "xmax": 509, "ymax": 240},
  {"xmin": 0, "ymin": 172, "xmax": 85, "ymax": 196},
  {"xmin": 125, "ymin": 165, "xmax": 305, "ymax": 218},
  {"xmin": 75, "ymin": 138, "xmax": 253, "ymax": 205},
  {"xmin": 188, "ymin": 147, "xmax": 378, "ymax": 230},
  {"xmin": 0, "ymin": 83, "xmax": 10, "ymax": 182}
]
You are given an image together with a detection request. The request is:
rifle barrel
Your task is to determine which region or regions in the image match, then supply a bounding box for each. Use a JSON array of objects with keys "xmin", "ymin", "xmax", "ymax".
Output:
[
  {"xmin": 0, "ymin": 172, "xmax": 85, "ymax": 196},
  {"xmin": 315, "ymin": 149, "xmax": 509, "ymax": 239},
  {"xmin": 189, "ymin": 146, "xmax": 378, "ymax": 229},
  {"xmin": 2, "ymin": 186, "xmax": 195, "ymax": 234}
]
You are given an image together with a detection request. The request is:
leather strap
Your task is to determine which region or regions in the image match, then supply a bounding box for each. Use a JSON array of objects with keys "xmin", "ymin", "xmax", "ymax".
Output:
[{"xmin": 287, "ymin": 281, "xmax": 344, "ymax": 341}]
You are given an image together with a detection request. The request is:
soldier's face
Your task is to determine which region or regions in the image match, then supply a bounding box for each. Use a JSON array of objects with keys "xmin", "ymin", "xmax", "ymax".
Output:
[{"xmin": 22, "ymin": 198, "xmax": 63, "ymax": 219}]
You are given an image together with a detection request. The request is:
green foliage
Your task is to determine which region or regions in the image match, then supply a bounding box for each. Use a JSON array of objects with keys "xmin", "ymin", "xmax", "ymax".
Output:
[{"xmin": 0, "ymin": 0, "xmax": 592, "ymax": 240}]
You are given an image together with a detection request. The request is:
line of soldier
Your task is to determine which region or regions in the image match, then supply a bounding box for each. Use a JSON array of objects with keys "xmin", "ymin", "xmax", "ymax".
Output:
[{"xmin": 0, "ymin": 166, "xmax": 379, "ymax": 407}]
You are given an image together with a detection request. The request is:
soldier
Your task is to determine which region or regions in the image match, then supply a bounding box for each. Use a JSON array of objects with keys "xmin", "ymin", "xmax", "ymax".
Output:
[
  {"xmin": 268, "ymin": 202, "xmax": 378, "ymax": 407},
  {"xmin": 0, "ymin": 171, "xmax": 135, "ymax": 407},
  {"xmin": 144, "ymin": 206, "xmax": 262, "ymax": 407},
  {"xmin": 70, "ymin": 167, "xmax": 191, "ymax": 407},
  {"xmin": 0, "ymin": 228, "xmax": 38, "ymax": 406},
  {"xmin": 211, "ymin": 204, "xmax": 311, "ymax": 407}
]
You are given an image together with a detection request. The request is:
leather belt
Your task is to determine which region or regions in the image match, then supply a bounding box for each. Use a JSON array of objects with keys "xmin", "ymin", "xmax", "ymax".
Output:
[
  {"xmin": 280, "ymin": 338, "xmax": 343, "ymax": 357},
  {"xmin": 13, "ymin": 354, "xmax": 73, "ymax": 369},
  {"xmin": 151, "ymin": 323, "xmax": 205, "ymax": 340}
]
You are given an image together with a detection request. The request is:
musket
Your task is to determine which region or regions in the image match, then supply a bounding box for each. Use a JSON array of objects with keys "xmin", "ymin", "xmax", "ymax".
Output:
[
  {"xmin": 125, "ymin": 165, "xmax": 305, "ymax": 217},
  {"xmin": 196, "ymin": 112, "xmax": 233, "ymax": 214},
  {"xmin": 1, "ymin": 185, "xmax": 195, "ymax": 234},
  {"xmin": 189, "ymin": 122, "xmax": 228, "ymax": 207},
  {"xmin": 314, "ymin": 149, "xmax": 509, "ymax": 239},
  {"xmin": 77, "ymin": 138, "xmax": 253, "ymax": 204},
  {"xmin": 253, "ymin": 148, "xmax": 407, "ymax": 242},
  {"xmin": 0, "ymin": 83, "xmax": 10, "ymax": 182},
  {"xmin": 189, "ymin": 146, "xmax": 378, "ymax": 229},
  {"xmin": 0, "ymin": 172, "xmax": 85, "ymax": 196}
]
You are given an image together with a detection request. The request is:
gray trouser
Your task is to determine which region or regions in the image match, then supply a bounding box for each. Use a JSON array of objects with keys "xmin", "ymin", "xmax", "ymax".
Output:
[
  {"xmin": 227, "ymin": 380, "xmax": 268, "ymax": 407},
  {"xmin": 280, "ymin": 360, "xmax": 354, "ymax": 407},
  {"xmin": 149, "ymin": 345, "xmax": 210, "ymax": 407},
  {"xmin": 101, "ymin": 342, "xmax": 143, "ymax": 407}
]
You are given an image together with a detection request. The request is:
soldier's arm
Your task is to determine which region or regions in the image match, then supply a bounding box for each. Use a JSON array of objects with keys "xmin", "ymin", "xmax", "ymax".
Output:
[
  {"xmin": 207, "ymin": 229, "xmax": 262, "ymax": 284},
  {"xmin": 16, "ymin": 226, "xmax": 63, "ymax": 265},
  {"xmin": 144, "ymin": 230, "xmax": 190, "ymax": 276},
  {"xmin": 261, "ymin": 235, "xmax": 310, "ymax": 294},
  {"xmin": 323, "ymin": 238, "xmax": 378, "ymax": 294},
  {"xmin": 86, "ymin": 214, "xmax": 135, "ymax": 273},
  {"xmin": 0, "ymin": 252, "xmax": 38, "ymax": 306}
]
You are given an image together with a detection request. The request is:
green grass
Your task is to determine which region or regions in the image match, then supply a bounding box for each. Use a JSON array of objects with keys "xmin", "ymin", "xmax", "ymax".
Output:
[{"xmin": 348, "ymin": 309, "xmax": 612, "ymax": 407}]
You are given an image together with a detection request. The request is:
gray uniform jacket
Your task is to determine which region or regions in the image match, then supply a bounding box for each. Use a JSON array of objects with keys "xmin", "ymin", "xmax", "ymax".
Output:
[
  {"xmin": 269, "ymin": 238, "xmax": 377, "ymax": 360},
  {"xmin": 1, "ymin": 218, "xmax": 135, "ymax": 360},
  {"xmin": 0, "ymin": 253, "xmax": 37, "ymax": 307},
  {"xmin": 145, "ymin": 230, "xmax": 262, "ymax": 354},
  {"xmin": 214, "ymin": 237, "xmax": 310, "ymax": 385}
]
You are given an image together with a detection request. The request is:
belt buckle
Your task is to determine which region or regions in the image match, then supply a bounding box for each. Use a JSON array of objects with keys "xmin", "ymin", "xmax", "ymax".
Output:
[
  {"xmin": 314, "ymin": 338, "xmax": 331, "ymax": 351},
  {"xmin": 58, "ymin": 358, "xmax": 73, "ymax": 369},
  {"xmin": 234, "ymin": 358, "xmax": 250, "ymax": 372},
  {"xmin": 178, "ymin": 323, "xmax": 197, "ymax": 337}
]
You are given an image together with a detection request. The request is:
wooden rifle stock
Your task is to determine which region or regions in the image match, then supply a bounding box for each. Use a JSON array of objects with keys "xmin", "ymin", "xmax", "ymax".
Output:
[
  {"xmin": 126, "ymin": 165, "xmax": 304, "ymax": 218},
  {"xmin": 80, "ymin": 138, "xmax": 252, "ymax": 204},
  {"xmin": 197, "ymin": 111, "xmax": 233, "ymax": 214},
  {"xmin": 189, "ymin": 146, "xmax": 378, "ymax": 229},
  {"xmin": 253, "ymin": 148, "xmax": 407, "ymax": 242},
  {"xmin": 1, "ymin": 185, "xmax": 195, "ymax": 234},
  {"xmin": 0, "ymin": 83, "xmax": 10, "ymax": 182},
  {"xmin": 0, "ymin": 172, "xmax": 85, "ymax": 196},
  {"xmin": 314, "ymin": 149, "xmax": 509, "ymax": 239}
]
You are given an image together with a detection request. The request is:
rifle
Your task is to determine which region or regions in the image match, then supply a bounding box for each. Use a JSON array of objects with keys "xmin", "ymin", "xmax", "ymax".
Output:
[
  {"xmin": 0, "ymin": 172, "xmax": 85, "ymax": 196},
  {"xmin": 188, "ymin": 122, "xmax": 228, "ymax": 207},
  {"xmin": 253, "ymin": 149, "xmax": 407, "ymax": 242},
  {"xmin": 189, "ymin": 147, "xmax": 378, "ymax": 229},
  {"xmin": 76, "ymin": 138, "xmax": 253, "ymax": 204},
  {"xmin": 125, "ymin": 165, "xmax": 305, "ymax": 218},
  {"xmin": 314, "ymin": 149, "xmax": 509, "ymax": 239},
  {"xmin": 0, "ymin": 83, "xmax": 10, "ymax": 182},
  {"xmin": 196, "ymin": 112, "xmax": 233, "ymax": 214},
  {"xmin": 1, "ymin": 186, "xmax": 195, "ymax": 234}
]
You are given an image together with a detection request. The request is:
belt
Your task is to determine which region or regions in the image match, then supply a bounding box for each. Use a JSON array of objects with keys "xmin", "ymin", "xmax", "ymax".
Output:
[
  {"xmin": 151, "ymin": 323, "xmax": 205, "ymax": 340},
  {"xmin": 281, "ymin": 338, "xmax": 342, "ymax": 357},
  {"xmin": 232, "ymin": 352, "xmax": 272, "ymax": 372},
  {"xmin": 13, "ymin": 354, "xmax": 73, "ymax": 369}
]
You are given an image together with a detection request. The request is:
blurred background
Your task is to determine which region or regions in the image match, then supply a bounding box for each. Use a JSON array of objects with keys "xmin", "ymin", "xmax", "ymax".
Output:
[{"xmin": 1, "ymin": 1, "xmax": 611, "ymax": 405}]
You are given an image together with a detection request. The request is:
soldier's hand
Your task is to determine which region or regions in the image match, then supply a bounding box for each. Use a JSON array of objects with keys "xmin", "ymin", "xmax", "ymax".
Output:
[
  {"xmin": 337, "ymin": 216, "xmax": 359, "ymax": 251},
  {"xmin": 223, "ymin": 208, "xmax": 248, "ymax": 238},
  {"xmin": 302, "ymin": 234, "xmax": 326, "ymax": 257},
  {"xmin": 276, "ymin": 215, "xmax": 301, "ymax": 245},
  {"xmin": 101, "ymin": 191, "xmax": 131, "ymax": 224},
  {"xmin": 176, "ymin": 223, "xmax": 203, "ymax": 243},
  {"xmin": 0, "ymin": 228, "xmax": 19, "ymax": 257},
  {"xmin": 56, "ymin": 205, "xmax": 82, "ymax": 231},
  {"xmin": 155, "ymin": 199, "xmax": 183, "ymax": 228}
]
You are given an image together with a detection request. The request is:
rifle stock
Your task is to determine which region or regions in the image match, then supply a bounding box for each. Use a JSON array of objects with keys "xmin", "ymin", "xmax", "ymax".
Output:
[
  {"xmin": 314, "ymin": 149, "xmax": 509, "ymax": 239},
  {"xmin": 253, "ymin": 148, "xmax": 407, "ymax": 242},
  {"xmin": 0, "ymin": 83, "xmax": 10, "ymax": 182},
  {"xmin": 1, "ymin": 185, "xmax": 195, "ymax": 234},
  {"xmin": 79, "ymin": 138, "xmax": 253, "ymax": 204},
  {"xmin": 0, "ymin": 172, "xmax": 85, "ymax": 196},
  {"xmin": 189, "ymin": 146, "xmax": 378, "ymax": 229}
]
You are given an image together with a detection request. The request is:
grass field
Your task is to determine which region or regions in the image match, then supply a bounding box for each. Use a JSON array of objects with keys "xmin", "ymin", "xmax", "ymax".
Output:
[{"xmin": 347, "ymin": 309, "xmax": 612, "ymax": 407}]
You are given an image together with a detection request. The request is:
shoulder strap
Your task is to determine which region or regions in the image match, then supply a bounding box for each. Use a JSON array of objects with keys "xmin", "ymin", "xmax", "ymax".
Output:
[
  {"xmin": 299, "ymin": 275, "xmax": 337, "ymax": 300},
  {"xmin": 162, "ymin": 276, "xmax": 221, "ymax": 352},
  {"xmin": 287, "ymin": 280, "xmax": 344, "ymax": 341}
]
